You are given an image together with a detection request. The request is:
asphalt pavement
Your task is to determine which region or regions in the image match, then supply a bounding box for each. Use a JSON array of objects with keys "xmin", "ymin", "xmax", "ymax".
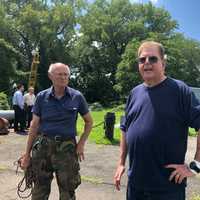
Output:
[{"xmin": 0, "ymin": 131, "xmax": 200, "ymax": 200}]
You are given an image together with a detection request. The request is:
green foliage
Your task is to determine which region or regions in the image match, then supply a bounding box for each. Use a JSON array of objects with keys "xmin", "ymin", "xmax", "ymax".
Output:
[
  {"xmin": 189, "ymin": 128, "xmax": 198, "ymax": 137},
  {"xmin": 75, "ymin": 0, "xmax": 179, "ymax": 101},
  {"xmin": 0, "ymin": 0, "xmax": 78, "ymax": 90},
  {"xmin": 164, "ymin": 34, "xmax": 200, "ymax": 86},
  {"xmin": 113, "ymin": 104, "xmax": 125, "ymax": 112},
  {"xmin": 114, "ymin": 39, "xmax": 142, "ymax": 97},
  {"xmin": 0, "ymin": 38, "xmax": 19, "ymax": 94},
  {"xmin": 115, "ymin": 33, "xmax": 200, "ymax": 99},
  {"xmin": 0, "ymin": 92, "xmax": 10, "ymax": 110},
  {"xmin": 89, "ymin": 102, "xmax": 103, "ymax": 111},
  {"xmin": 73, "ymin": 1, "xmax": 152, "ymax": 103},
  {"xmin": 0, "ymin": 0, "xmax": 200, "ymax": 104}
]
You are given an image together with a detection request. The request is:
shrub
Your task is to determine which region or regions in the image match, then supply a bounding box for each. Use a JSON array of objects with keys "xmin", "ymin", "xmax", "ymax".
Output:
[
  {"xmin": 189, "ymin": 128, "xmax": 198, "ymax": 137},
  {"xmin": 89, "ymin": 102, "xmax": 103, "ymax": 111},
  {"xmin": 113, "ymin": 104, "xmax": 125, "ymax": 112},
  {"xmin": 0, "ymin": 92, "xmax": 10, "ymax": 110}
]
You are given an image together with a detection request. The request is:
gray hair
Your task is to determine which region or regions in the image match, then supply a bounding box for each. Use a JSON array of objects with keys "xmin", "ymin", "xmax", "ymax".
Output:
[{"xmin": 48, "ymin": 63, "xmax": 71, "ymax": 76}]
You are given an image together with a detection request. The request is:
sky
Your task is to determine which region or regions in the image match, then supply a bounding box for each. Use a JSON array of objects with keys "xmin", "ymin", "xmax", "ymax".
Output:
[{"xmin": 131, "ymin": 0, "xmax": 200, "ymax": 41}]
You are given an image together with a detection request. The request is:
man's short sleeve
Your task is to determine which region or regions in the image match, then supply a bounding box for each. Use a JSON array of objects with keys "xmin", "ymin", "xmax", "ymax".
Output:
[
  {"xmin": 120, "ymin": 115, "xmax": 126, "ymax": 133},
  {"xmin": 188, "ymin": 91, "xmax": 200, "ymax": 131},
  {"xmin": 78, "ymin": 93, "xmax": 89, "ymax": 116},
  {"xmin": 120, "ymin": 92, "xmax": 133, "ymax": 133},
  {"xmin": 32, "ymin": 93, "xmax": 42, "ymax": 117}
]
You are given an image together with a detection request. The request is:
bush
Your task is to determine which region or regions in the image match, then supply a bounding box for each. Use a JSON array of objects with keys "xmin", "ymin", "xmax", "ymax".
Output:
[
  {"xmin": 189, "ymin": 128, "xmax": 198, "ymax": 137},
  {"xmin": 89, "ymin": 102, "xmax": 103, "ymax": 111},
  {"xmin": 0, "ymin": 92, "xmax": 10, "ymax": 110},
  {"xmin": 113, "ymin": 104, "xmax": 125, "ymax": 112}
]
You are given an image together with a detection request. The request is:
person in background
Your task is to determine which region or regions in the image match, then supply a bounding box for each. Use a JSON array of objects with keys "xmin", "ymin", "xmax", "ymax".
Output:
[
  {"xmin": 12, "ymin": 83, "xmax": 26, "ymax": 133},
  {"xmin": 21, "ymin": 63, "xmax": 93, "ymax": 200},
  {"xmin": 24, "ymin": 87, "xmax": 36, "ymax": 128},
  {"xmin": 114, "ymin": 41, "xmax": 200, "ymax": 200}
]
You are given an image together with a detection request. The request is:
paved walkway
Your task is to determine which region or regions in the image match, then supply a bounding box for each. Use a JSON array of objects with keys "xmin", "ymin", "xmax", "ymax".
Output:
[{"xmin": 0, "ymin": 131, "xmax": 200, "ymax": 200}]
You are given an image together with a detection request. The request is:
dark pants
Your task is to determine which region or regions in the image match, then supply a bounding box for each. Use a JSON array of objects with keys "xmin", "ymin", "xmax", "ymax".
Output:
[
  {"xmin": 26, "ymin": 105, "xmax": 33, "ymax": 128},
  {"xmin": 127, "ymin": 182, "xmax": 185, "ymax": 200},
  {"xmin": 13, "ymin": 105, "xmax": 26, "ymax": 132},
  {"xmin": 31, "ymin": 135, "xmax": 81, "ymax": 200}
]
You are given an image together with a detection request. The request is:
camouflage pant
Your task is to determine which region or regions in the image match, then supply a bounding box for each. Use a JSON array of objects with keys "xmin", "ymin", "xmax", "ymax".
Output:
[{"xmin": 31, "ymin": 135, "xmax": 81, "ymax": 200}]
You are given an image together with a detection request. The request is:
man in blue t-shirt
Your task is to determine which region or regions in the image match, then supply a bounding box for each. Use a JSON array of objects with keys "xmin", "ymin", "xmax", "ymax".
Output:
[
  {"xmin": 114, "ymin": 41, "xmax": 200, "ymax": 200},
  {"xmin": 21, "ymin": 63, "xmax": 93, "ymax": 200}
]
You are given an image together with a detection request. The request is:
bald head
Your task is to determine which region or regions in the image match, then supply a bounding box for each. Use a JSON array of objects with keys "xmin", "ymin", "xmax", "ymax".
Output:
[
  {"xmin": 48, "ymin": 63, "xmax": 70, "ymax": 88},
  {"xmin": 48, "ymin": 63, "xmax": 70, "ymax": 76}
]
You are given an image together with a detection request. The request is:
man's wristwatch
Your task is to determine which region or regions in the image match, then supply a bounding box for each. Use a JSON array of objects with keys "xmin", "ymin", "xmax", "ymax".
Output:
[{"xmin": 189, "ymin": 160, "xmax": 200, "ymax": 174}]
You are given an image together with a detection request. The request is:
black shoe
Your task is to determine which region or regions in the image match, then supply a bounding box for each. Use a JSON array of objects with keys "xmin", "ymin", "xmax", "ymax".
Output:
[{"xmin": 16, "ymin": 130, "xmax": 28, "ymax": 135}]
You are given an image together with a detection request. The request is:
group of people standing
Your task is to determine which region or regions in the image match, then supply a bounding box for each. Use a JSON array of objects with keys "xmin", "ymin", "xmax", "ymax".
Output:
[
  {"xmin": 12, "ymin": 85, "xmax": 36, "ymax": 133},
  {"xmin": 17, "ymin": 40, "xmax": 200, "ymax": 200}
]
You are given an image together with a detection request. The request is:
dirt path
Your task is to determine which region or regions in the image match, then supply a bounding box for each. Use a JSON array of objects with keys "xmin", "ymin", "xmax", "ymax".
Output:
[{"xmin": 0, "ymin": 131, "xmax": 200, "ymax": 200}]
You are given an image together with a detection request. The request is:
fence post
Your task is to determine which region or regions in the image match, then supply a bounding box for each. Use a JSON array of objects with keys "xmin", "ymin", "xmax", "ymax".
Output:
[{"xmin": 104, "ymin": 112, "xmax": 116, "ymax": 140}]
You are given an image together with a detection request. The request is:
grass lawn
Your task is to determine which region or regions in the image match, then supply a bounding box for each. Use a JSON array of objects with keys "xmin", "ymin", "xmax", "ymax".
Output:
[
  {"xmin": 77, "ymin": 109, "xmax": 123, "ymax": 145},
  {"xmin": 191, "ymin": 195, "xmax": 200, "ymax": 200},
  {"xmin": 189, "ymin": 127, "xmax": 198, "ymax": 136},
  {"xmin": 77, "ymin": 109, "xmax": 198, "ymax": 145}
]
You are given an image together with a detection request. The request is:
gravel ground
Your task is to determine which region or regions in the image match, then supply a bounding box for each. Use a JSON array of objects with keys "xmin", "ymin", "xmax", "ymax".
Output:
[{"xmin": 0, "ymin": 131, "xmax": 200, "ymax": 200}]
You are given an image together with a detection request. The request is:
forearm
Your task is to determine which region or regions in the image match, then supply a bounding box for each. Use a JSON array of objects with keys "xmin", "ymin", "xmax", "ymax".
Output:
[
  {"xmin": 194, "ymin": 130, "xmax": 200, "ymax": 161},
  {"xmin": 79, "ymin": 120, "xmax": 93, "ymax": 143},
  {"xmin": 118, "ymin": 132, "xmax": 127, "ymax": 166},
  {"xmin": 25, "ymin": 120, "xmax": 39, "ymax": 156}
]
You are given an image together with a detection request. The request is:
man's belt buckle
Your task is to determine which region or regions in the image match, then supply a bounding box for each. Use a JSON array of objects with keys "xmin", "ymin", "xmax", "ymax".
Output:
[{"xmin": 54, "ymin": 135, "xmax": 62, "ymax": 142}]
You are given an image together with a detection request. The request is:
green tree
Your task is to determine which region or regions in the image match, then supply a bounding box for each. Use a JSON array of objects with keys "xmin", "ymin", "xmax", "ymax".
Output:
[
  {"xmin": 0, "ymin": 92, "xmax": 10, "ymax": 110},
  {"xmin": 115, "ymin": 33, "xmax": 200, "ymax": 99},
  {"xmin": 1, "ymin": 0, "xmax": 200, "ymax": 104},
  {"xmin": 0, "ymin": 39, "xmax": 19, "ymax": 94},
  {"xmin": 1, "ymin": 0, "xmax": 79, "ymax": 90},
  {"xmin": 164, "ymin": 34, "xmax": 200, "ymax": 86},
  {"xmin": 75, "ymin": 0, "xmax": 177, "ymax": 102}
]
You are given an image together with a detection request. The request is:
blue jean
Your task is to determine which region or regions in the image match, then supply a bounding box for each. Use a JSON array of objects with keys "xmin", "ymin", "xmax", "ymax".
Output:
[{"xmin": 127, "ymin": 182, "xmax": 185, "ymax": 200}]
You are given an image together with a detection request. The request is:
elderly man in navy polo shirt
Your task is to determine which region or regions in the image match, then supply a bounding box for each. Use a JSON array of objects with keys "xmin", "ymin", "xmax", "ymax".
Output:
[{"xmin": 21, "ymin": 63, "xmax": 93, "ymax": 200}]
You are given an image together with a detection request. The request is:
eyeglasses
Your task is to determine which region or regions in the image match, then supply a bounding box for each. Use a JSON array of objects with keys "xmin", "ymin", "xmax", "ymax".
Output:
[
  {"xmin": 137, "ymin": 56, "xmax": 159, "ymax": 64},
  {"xmin": 54, "ymin": 72, "xmax": 70, "ymax": 78}
]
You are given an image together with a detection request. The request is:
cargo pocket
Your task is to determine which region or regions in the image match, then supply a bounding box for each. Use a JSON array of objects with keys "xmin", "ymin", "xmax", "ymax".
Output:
[
  {"xmin": 68, "ymin": 152, "xmax": 81, "ymax": 190},
  {"xmin": 31, "ymin": 136, "xmax": 52, "ymax": 184},
  {"xmin": 55, "ymin": 143, "xmax": 81, "ymax": 191}
]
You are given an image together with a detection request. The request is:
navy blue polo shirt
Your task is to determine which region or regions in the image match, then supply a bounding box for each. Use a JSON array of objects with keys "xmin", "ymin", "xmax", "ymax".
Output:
[
  {"xmin": 33, "ymin": 86, "xmax": 89, "ymax": 138},
  {"xmin": 121, "ymin": 77, "xmax": 200, "ymax": 192}
]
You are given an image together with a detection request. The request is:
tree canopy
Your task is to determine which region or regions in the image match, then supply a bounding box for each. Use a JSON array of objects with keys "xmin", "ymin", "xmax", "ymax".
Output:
[{"xmin": 0, "ymin": 0, "xmax": 200, "ymax": 105}]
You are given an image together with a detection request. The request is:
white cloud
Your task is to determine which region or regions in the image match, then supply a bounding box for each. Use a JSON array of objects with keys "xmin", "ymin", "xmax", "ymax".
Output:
[
  {"xmin": 130, "ymin": 0, "xmax": 159, "ymax": 4},
  {"xmin": 150, "ymin": 0, "xmax": 158, "ymax": 4},
  {"xmin": 130, "ymin": 0, "xmax": 141, "ymax": 2}
]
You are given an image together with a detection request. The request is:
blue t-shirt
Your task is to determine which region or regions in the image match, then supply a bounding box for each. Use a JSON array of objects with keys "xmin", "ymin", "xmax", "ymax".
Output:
[
  {"xmin": 121, "ymin": 77, "xmax": 200, "ymax": 191},
  {"xmin": 33, "ymin": 86, "xmax": 89, "ymax": 138}
]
